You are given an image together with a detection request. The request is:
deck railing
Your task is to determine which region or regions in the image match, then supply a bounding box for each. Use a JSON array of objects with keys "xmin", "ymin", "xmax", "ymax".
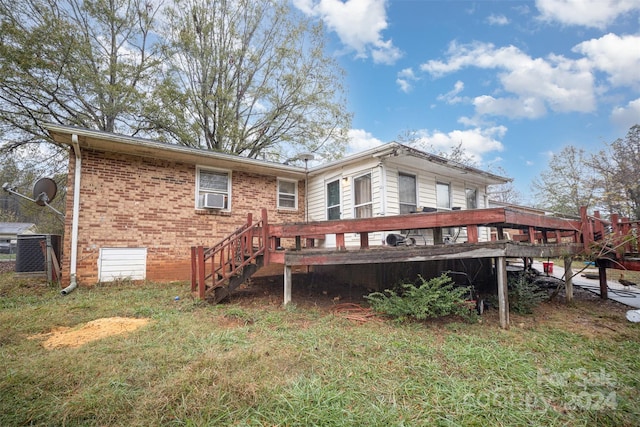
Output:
[{"xmin": 191, "ymin": 209, "xmax": 269, "ymax": 299}]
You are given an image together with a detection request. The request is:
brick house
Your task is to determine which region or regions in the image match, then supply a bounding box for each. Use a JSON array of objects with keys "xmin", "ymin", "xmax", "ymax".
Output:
[
  {"xmin": 47, "ymin": 124, "xmax": 308, "ymax": 287},
  {"xmin": 47, "ymin": 124, "xmax": 508, "ymax": 289}
]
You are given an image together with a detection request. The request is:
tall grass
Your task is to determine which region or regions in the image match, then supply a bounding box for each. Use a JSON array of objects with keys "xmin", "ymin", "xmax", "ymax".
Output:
[{"xmin": 1, "ymin": 273, "xmax": 639, "ymax": 426}]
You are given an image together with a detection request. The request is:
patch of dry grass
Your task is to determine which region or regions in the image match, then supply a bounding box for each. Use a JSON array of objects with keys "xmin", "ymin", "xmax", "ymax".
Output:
[{"xmin": 1, "ymin": 271, "xmax": 639, "ymax": 426}]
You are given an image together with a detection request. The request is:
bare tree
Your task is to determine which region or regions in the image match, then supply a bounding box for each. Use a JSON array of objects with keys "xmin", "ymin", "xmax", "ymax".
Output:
[
  {"xmin": 531, "ymin": 145, "xmax": 601, "ymax": 216},
  {"xmin": 590, "ymin": 124, "xmax": 640, "ymax": 220}
]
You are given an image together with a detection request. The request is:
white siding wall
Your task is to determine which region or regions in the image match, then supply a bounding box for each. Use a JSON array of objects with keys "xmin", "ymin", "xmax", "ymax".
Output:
[{"xmin": 306, "ymin": 154, "xmax": 495, "ymax": 247}]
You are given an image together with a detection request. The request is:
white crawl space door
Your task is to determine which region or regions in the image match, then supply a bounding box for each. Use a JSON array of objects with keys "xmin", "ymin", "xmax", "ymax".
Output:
[{"xmin": 98, "ymin": 248, "xmax": 147, "ymax": 282}]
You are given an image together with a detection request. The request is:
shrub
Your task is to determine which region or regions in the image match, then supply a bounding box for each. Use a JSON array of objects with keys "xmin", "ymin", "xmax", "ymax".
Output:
[
  {"xmin": 365, "ymin": 274, "xmax": 476, "ymax": 322},
  {"xmin": 508, "ymin": 275, "xmax": 548, "ymax": 314}
]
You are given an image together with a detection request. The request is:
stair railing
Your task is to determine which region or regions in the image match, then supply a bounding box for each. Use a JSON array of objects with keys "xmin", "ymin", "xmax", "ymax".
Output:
[{"xmin": 191, "ymin": 209, "xmax": 268, "ymax": 299}]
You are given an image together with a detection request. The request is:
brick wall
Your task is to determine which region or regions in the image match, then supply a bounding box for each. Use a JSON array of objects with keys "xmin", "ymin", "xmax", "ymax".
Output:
[{"xmin": 62, "ymin": 149, "xmax": 305, "ymax": 286}]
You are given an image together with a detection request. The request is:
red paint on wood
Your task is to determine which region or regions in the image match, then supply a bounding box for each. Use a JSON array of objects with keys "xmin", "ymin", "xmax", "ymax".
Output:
[{"xmin": 466, "ymin": 225, "xmax": 479, "ymax": 243}]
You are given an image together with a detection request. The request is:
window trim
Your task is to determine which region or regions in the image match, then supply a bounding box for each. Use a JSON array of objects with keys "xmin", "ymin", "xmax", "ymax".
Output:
[
  {"xmin": 353, "ymin": 172, "xmax": 373, "ymax": 218},
  {"xmin": 398, "ymin": 172, "xmax": 418, "ymax": 214},
  {"xmin": 196, "ymin": 166, "xmax": 232, "ymax": 211},
  {"xmin": 277, "ymin": 178, "xmax": 298, "ymax": 210}
]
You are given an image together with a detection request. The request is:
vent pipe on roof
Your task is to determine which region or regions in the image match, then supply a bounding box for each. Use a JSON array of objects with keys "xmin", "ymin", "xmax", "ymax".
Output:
[{"xmin": 61, "ymin": 134, "xmax": 81, "ymax": 296}]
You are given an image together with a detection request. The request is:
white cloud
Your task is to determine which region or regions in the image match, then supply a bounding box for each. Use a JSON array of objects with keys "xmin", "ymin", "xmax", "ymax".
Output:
[
  {"xmin": 573, "ymin": 33, "xmax": 640, "ymax": 88},
  {"xmin": 396, "ymin": 68, "xmax": 418, "ymax": 93},
  {"xmin": 611, "ymin": 98, "xmax": 640, "ymax": 130},
  {"xmin": 486, "ymin": 14, "xmax": 510, "ymax": 26},
  {"xmin": 437, "ymin": 80, "xmax": 465, "ymax": 104},
  {"xmin": 473, "ymin": 95, "xmax": 547, "ymax": 119},
  {"xmin": 409, "ymin": 126, "xmax": 506, "ymax": 164},
  {"xmin": 293, "ymin": 0, "xmax": 402, "ymax": 65},
  {"xmin": 535, "ymin": 0, "xmax": 639, "ymax": 29},
  {"xmin": 347, "ymin": 129, "xmax": 384, "ymax": 152},
  {"xmin": 421, "ymin": 41, "xmax": 596, "ymax": 118}
]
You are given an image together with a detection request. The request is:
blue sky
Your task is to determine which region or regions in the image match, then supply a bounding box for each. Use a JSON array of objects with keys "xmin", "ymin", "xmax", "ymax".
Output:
[{"xmin": 293, "ymin": 0, "xmax": 640, "ymax": 203}]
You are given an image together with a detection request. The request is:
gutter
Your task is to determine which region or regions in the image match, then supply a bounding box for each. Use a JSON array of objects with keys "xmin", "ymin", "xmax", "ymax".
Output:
[{"xmin": 61, "ymin": 134, "xmax": 81, "ymax": 295}]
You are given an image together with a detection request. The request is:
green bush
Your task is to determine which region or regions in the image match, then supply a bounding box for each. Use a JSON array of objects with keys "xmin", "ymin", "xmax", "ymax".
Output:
[
  {"xmin": 508, "ymin": 275, "xmax": 548, "ymax": 314},
  {"xmin": 365, "ymin": 274, "xmax": 476, "ymax": 322}
]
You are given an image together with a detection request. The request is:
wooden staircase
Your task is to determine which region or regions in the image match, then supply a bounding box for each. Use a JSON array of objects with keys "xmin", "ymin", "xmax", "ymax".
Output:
[{"xmin": 191, "ymin": 210, "xmax": 269, "ymax": 303}]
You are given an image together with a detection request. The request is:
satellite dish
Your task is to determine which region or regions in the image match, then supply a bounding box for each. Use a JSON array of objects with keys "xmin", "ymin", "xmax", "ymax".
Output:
[
  {"xmin": 33, "ymin": 178, "xmax": 58, "ymax": 206},
  {"xmin": 298, "ymin": 153, "xmax": 314, "ymax": 162}
]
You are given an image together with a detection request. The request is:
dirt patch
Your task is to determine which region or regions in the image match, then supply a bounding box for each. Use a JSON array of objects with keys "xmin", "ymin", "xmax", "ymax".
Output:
[
  {"xmin": 0, "ymin": 261, "xmax": 15, "ymax": 274},
  {"xmin": 29, "ymin": 317, "xmax": 151, "ymax": 349}
]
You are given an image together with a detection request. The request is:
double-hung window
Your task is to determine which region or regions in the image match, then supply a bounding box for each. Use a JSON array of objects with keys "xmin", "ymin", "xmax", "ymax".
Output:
[
  {"xmin": 436, "ymin": 181, "xmax": 451, "ymax": 210},
  {"xmin": 197, "ymin": 168, "xmax": 230, "ymax": 210},
  {"xmin": 353, "ymin": 173, "xmax": 372, "ymax": 218},
  {"xmin": 466, "ymin": 187, "xmax": 478, "ymax": 209},
  {"xmin": 278, "ymin": 179, "xmax": 298, "ymax": 209},
  {"xmin": 399, "ymin": 173, "xmax": 417, "ymax": 214}
]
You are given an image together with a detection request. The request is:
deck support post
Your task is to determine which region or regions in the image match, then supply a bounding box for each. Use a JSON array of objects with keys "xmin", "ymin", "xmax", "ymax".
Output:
[
  {"xmin": 563, "ymin": 256, "xmax": 573, "ymax": 303},
  {"xmin": 283, "ymin": 264, "xmax": 292, "ymax": 305},
  {"xmin": 496, "ymin": 256, "xmax": 509, "ymax": 329},
  {"xmin": 598, "ymin": 266, "xmax": 608, "ymax": 300}
]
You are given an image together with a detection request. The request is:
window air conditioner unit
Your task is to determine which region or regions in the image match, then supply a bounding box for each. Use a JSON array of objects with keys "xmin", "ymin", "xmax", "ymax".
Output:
[{"xmin": 203, "ymin": 193, "xmax": 225, "ymax": 209}]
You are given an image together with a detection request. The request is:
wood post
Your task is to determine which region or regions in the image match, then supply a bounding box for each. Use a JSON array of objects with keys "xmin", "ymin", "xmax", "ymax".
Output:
[
  {"xmin": 283, "ymin": 264, "xmax": 292, "ymax": 305},
  {"xmin": 496, "ymin": 256, "xmax": 509, "ymax": 329},
  {"xmin": 598, "ymin": 266, "xmax": 608, "ymax": 300},
  {"xmin": 360, "ymin": 232, "xmax": 369, "ymax": 249},
  {"xmin": 190, "ymin": 246, "xmax": 197, "ymax": 293},
  {"xmin": 336, "ymin": 233, "xmax": 346, "ymax": 251},
  {"xmin": 580, "ymin": 206, "xmax": 593, "ymax": 253},
  {"xmin": 261, "ymin": 208, "xmax": 270, "ymax": 266},
  {"xmin": 197, "ymin": 246, "xmax": 206, "ymax": 300},
  {"xmin": 466, "ymin": 225, "xmax": 478, "ymax": 243},
  {"xmin": 563, "ymin": 256, "xmax": 573, "ymax": 303}
]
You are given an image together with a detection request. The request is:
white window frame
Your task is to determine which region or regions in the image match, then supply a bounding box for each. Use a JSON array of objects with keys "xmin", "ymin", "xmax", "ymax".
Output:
[
  {"xmin": 353, "ymin": 172, "xmax": 373, "ymax": 218},
  {"xmin": 326, "ymin": 178, "xmax": 341, "ymax": 220},
  {"xmin": 399, "ymin": 172, "xmax": 417, "ymax": 214},
  {"xmin": 277, "ymin": 178, "xmax": 298, "ymax": 210},
  {"xmin": 436, "ymin": 181, "xmax": 451, "ymax": 210},
  {"xmin": 465, "ymin": 187, "xmax": 478, "ymax": 210},
  {"xmin": 196, "ymin": 166, "xmax": 232, "ymax": 210}
]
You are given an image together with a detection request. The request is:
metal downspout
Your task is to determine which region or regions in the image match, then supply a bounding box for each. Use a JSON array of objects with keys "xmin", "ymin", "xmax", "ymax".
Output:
[{"xmin": 61, "ymin": 134, "xmax": 81, "ymax": 295}]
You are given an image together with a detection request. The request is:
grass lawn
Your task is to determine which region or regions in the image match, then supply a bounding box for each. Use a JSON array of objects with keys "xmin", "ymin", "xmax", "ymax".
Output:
[{"xmin": 1, "ymin": 272, "xmax": 639, "ymax": 426}]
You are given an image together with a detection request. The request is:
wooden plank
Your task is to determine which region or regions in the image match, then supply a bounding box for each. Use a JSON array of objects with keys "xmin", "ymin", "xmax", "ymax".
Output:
[
  {"xmin": 336, "ymin": 233, "xmax": 346, "ymax": 251},
  {"xmin": 283, "ymin": 265, "xmax": 292, "ymax": 306},
  {"xmin": 269, "ymin": 208, "xmax": 509, "ymax": 237},
  {"xmin": 528, "ymin": 226, "xmax": 536, "ymax": 244},
  {"xmin": 285, "ymin": 245, "xmax": 508, "ymax": 266},
  {"xmin": 466, "ymin": 225, "xmax": 478, "ymax": 243},
  {"xmin": 496, "ymin": 256, "xmax": 509, "ymax": 329},
  {"xmin": 503, "ymin": 208, "xmax": 581, "ymax": 231}
]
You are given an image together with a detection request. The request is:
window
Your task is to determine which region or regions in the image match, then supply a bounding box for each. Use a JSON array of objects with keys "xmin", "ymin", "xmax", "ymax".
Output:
[
  {"xmin": 466, "ymin": 188, "xmax": 478, "ymax": 209},
  {"xmin": 353, "ymin": 173, "xmax": 372, "ymax": 218},
  {"xmin": 399, "ymin": 173, "xmax": 417, "ymax": 214},
  {"xmin": 436, "ymin": 182, "xmax": 451, "ymax": 210},
  {"xmin": 278, "ymin": 179, "xmax": 298, "ymax": 209},
  {"xmin": 326, "ymin": 179, "xmax": 341, "ymax": 220},
  {"xmin": 197, "ymin": 168, "xmax": 230, "ymax": 209}
]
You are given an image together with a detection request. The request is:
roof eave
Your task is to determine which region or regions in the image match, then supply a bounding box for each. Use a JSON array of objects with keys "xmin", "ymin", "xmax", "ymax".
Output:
[{"xmin": 45, "ymin": 124, "xmax": 307, "ymax": 180}]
